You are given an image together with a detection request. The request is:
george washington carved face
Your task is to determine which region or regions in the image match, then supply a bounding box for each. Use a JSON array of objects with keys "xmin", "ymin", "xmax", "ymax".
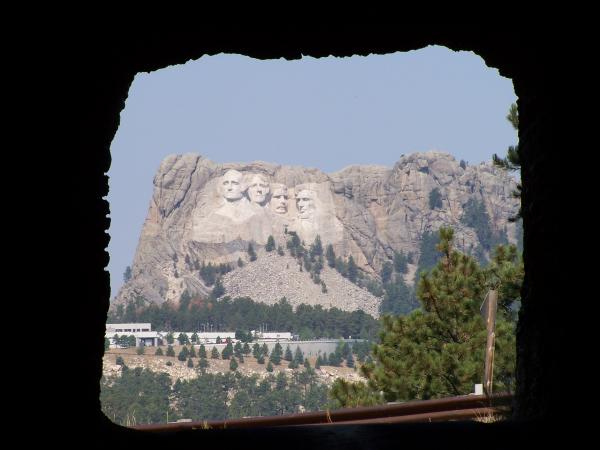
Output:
[
  {"xmin": 296, "ymin": 189, "xmax": 316, "ymax": 219},
  {"xmin": 221, "ymin": 170, "xmax": 244, "ymax": 201},
  {"xmin": 270, "ymin": 184, "xmax": 288, "ymax": 214},
  {"xmin": 247, "ymin": 174, "xmax": 270, "ymax": 206}
]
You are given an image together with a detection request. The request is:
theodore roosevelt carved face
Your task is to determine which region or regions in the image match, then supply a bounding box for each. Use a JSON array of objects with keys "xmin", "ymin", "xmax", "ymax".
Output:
[
  {"xmin": 270, "ymin": 184, "xmax": 288, "ymax": 214},
  {"xmin": 247, "ymin": 174, "xmax": 270, "ymax": 206},
  {"xmin": 296, "ymin": 188, "xmax": 316, "ymax": 219},
  {"xmin": 221, "ymin": 170, "xmax": 244, "ymax": 201}
]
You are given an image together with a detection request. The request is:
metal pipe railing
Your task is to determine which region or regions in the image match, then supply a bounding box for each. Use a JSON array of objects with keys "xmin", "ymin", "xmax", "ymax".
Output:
[{"xmin": 132, "ymin": 393, "xmax": 512, "ymax": 431}]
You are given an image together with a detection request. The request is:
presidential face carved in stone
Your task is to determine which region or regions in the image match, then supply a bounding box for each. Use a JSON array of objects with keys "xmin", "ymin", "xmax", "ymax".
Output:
[
  {"xmin": 270, "ymin": 184, "xmax": 288, "ymax": 214},
  {"xmin": 221, "ymin": 170, "xmax": 244, "ymax": 201},
  {"xmin": 296, "ymin": 189, "xmax": 316, "ymax": 219},
  {"xmin": 247, "ymin": 174, "xmax": 270, "ymax": 205}
]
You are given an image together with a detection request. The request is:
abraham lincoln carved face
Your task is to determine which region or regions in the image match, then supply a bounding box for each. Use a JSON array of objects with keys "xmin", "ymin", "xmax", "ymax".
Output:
[{"xmin": 296, "ymin": 189, "xmax": 316, "ymax": 219}]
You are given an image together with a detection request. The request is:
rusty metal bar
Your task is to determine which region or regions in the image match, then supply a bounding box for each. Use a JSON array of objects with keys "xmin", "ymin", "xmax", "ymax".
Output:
[
  {"xmin": 132, "ymin": 393, "xmax": 512, "ymax": 431},
  {"xmin": 303, "ymin": 407, "xmax": 507, "ymax": 425}
]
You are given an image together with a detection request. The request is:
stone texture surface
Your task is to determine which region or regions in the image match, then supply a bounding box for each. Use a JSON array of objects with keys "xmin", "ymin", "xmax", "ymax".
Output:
[{"xmin": 113, "ymin": 151, "xmax": 519, "ymax": 314}]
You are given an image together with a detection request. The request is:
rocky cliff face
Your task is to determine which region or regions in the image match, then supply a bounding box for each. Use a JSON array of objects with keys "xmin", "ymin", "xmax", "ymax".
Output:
[{"xmin": 113, "ymin": 151, "xmax": 519, "ymax": 316}]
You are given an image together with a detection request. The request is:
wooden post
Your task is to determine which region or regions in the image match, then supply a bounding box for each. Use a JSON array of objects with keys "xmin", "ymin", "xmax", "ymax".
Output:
[{"xmin": 481, "ymin": 290, "xmax": 498, "ymax": 396}]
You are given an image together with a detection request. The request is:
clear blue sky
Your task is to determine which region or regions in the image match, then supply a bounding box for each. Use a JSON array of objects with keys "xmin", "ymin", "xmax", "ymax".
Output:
[{"xmin": 107, "ymin": 45, "xmax": 517, "ymax": 298}]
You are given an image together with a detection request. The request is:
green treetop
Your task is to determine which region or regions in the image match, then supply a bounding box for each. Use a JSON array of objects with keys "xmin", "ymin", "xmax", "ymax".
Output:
[
  {"xmin": 266, "ymin": 235, "xmax": 276, "ymax": 252},
  {"xmin": 349, "ymin": 227, "xmax": 518, "ymax": 405},
  {"xmin": 347, "ymin": 256, "xmax": 358, "ymax": 282},
  {"xmin": 248, "ymin": 243, "xmax": 257, "ymax": 261},
  {"xmin": 284, "ymin": 345, "xmax": 293, "ymax": 362},
  {"xmin": 326, "ymin": 244, "xmax": 336, "ymax": 268},
  {"xmin": 177, "ymin": 333, "xmax": 189, "ymax": 346}
]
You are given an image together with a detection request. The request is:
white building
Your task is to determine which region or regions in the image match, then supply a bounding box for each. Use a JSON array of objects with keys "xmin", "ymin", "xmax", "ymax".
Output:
[
  {"xmin": 156, "ymin": 331, "xmax": 237, "ymax": 345},
  {"xmin": 106, "ymin": 323, "xmax": 151, "ymax": 333},
  {"xmin": 106, "ymin": 323, "xmax": 159, "ymax": 347},
  {"xmin": 252, "ymin": 331, "xmax": 293, "ymax": 342}
]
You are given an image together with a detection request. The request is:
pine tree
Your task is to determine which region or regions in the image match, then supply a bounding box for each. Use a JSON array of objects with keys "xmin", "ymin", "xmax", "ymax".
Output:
[
  {"xmin": 166, "ymin": 345, "xmax": 175, "ymax": 357},
  {"xmin": 115, "ymin": 356, "xmax": 125, "ymax": 366},
  {"xmin": 238, "ymin": 353, "xmax": 244, "ymax": 364},
  {"xmin": 381, "ymin": 262, "xmax": 393, "ymax": 284},
  {"xmin": 230, "ymin": 357, "xmax": 238, "ymax": 371},
  {"xmin": 328, "ymin": 352, "xmax": 340, "ymax": 367},
  {"xmin": 187, "ymin": 357, "xmax": 194, "ymax": 368},
  {"xmin": 211, "ymin": 346, "xmax": 219, "ymax": 359},
  {"xmin": 270, "ymin": 343, "xmax": 282, "ymax": 365},
  {"xmin": 222, "ymin": 343, "xmax": 233, "ymax": 360},
  {"xmin": 242, "ymin": 342, "xmax": 251, "ymax": 355},
  {"xmin": 166, "ymin": 332, "xmax": 174, "ymax": 345},
  {"xmin": 492, "ymin": 103, "xmax": 522, "ymax": 220},
  {"xmin": 321, "ymin": 280, "xmax": 328, "ymax": 293},
  {"xmin": 211, "ymin": 278, "xmax": 225, "ymax": 299},
  {"xmin": 216, "ymin": 336, "xmax": 222, "ymax": 344},
  {"xmin": 178, "ymin": 347, "xmax": 189, "ymax": 362},
  {"xmin": 155, "ymin": 347, "xmax": 164, "ymax": 356},
  {"xmin": 330, "ymin": 379, "xmax": 383, "ymax": 408},
  {"xmin": 284, "ymin": 345, "xmax": 293, "ymax": 362},
  {"xmin": 315, "ymin": 355, "xmax": 322, "ymax": 369},
  {"xmin": 198, "ymin": 357, "xmax": 209, "ymax": 370},
  {"xmin": 252, "ymin": 343, "xmax": 261, "ymax": 358},
  {"xmin": 266, "ymin": 235, "xmax": 276, "ymax": 252},
  {"xmin": 177, "ymin": 333, "xmax": 189, "ymax": 346},
  {"xmin": 357, "ymin": 227, "xmax": 518, "ymax": 403},
  {"xmin": 123, "ymin": 265, "xmax": 132, "ymax": 283},
  {"xmin": 326, "ymin": 244, "xmax": 336, "ymax": 268},
  {"xmin": 128, "ymin": 335, "xmax": 136, "ymax": 347},
  {"xmin": 309, "ymin": 235, "xmax": 323, "ymax": 259},
  {"xmin": 393, "ymin": 251, "xmax": 409, "ymax": 274},
  {"xmin": 191, "ymin": 332, "xmax": 198, "ymax": 343},
  {"xmin": 234, "ymin": 341, "xmax": 243, "ymax": 358},
  {"xmin": 188, "ymin": 346, "xmax": 196, "ymax": 358},
  {"xmin": 347, "ymin": 256, "xmax": 358, "ymax": 282},
  {"xmin": 304, "ymin": 358, "xmax": 311, "ymax": 369},
  {"xmin": 257, "ymin": 354, "xmax": 265, "ymax": 364},
  {"xmin": 237, "ymin": 257, "xmax": 244, "ymax": 268},
  {"xmin": 198, "ymin": 344, "xmax": 207, "ymax": 359},
  {"xmin": 346, "ymin": 352, "xmax": 355, "ymax": 368},
  {"xmin": 261, "ymin": 343, "xmax": 269, "ymax": 358},
  {"xmin": 248, "ymin": 243, "xmax": 257, "ymax": 261},
  {"xmin": 266, "ymin": 361, "xmax": 274, "ymax": 372},
  {"xmin": 294, "ymin": 346, "xmax": 304, "ymax": 364},
  {"xmin": 429, "ymin": 187, "xmax": 443, "ymax": 210}
]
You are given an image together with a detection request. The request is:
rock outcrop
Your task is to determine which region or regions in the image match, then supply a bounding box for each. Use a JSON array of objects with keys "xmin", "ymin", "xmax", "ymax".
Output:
[{"xmin": 113, "ymin": 151, "xmax": 519, "ymax": 316}]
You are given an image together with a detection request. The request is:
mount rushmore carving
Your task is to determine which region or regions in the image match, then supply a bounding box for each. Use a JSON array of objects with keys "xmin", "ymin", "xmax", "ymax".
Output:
[
  {"xmin": 192, "ymin": 169, "xmax": 343, "ymax": 246},
  {"xmin": 113, "ymin": 151, "xmax": 520, "ymax": 313}
]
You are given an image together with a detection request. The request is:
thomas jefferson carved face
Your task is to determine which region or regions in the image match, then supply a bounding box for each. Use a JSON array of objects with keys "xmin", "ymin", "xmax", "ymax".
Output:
[
  {"xmin": 247, "ymin": 174, "xmax": 270, "ymax": 205},
  {"xmin": 270, "ymin": 184, "xmax": 288, "ymax": 214},
  {"xmin": 296, "ymin": 189, "xmax": 316, "ymax": 219},
  {"xmin": 221, "ymin": 170, "xmax": 244, "ymax": 201}
]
